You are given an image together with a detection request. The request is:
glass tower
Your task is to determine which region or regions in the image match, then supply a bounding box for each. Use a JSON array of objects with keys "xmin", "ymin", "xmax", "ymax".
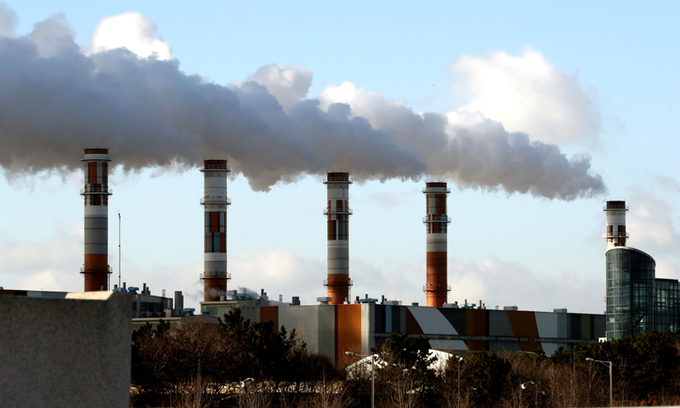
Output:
[{"xmin": 605, "ymin": 247, "xmax": 656, "ymax": 340}]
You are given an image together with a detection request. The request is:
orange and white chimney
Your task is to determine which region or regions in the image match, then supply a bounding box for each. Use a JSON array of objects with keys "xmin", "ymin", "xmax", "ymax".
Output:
[
  {"xmin": 81, "ymin": 148, "xmax": 112, "ymax": 291},
  {"xmin": 604, "ymin": 200, "xmax": 628, "ymax": 249},
  {"xmin": 423, "ymin": 182, "xmax": 450, "ymax": 307},
  {"xmin": 200, "ymin": 159, "xmax": 231, "ymax": 302},
  {"xmin": 323, "ymin": 172, "xmax": 353, "ymax": 304}
]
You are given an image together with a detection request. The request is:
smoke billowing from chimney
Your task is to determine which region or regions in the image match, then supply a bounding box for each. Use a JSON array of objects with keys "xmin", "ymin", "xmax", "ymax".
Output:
[{"xmin": 0, "ymin": 12, "xmax": 606, "ymax": 200}]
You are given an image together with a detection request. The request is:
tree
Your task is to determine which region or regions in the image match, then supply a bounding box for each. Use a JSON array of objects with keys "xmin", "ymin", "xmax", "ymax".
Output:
[
  {"xmin": 466, "ymin": 351, "xmax": 511, "ymax": 407},
  {"xmin": 372, "ymin": 333, "xmax": 438, "ymax": 408}
]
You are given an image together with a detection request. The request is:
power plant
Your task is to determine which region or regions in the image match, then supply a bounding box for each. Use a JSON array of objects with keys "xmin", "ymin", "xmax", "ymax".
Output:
[
  {"xmin": 80, "ymin": 148, "xmax": 113, "ymax": 292},
  {"xmin": 14, "ymin": 148, "xmax": 658, "ymax": 364}
]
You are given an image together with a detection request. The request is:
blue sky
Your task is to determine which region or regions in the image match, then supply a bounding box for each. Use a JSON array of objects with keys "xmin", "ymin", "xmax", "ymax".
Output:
[{"xmin": 1, "ymin": 1, "xmax": 679, "ymax": 313}]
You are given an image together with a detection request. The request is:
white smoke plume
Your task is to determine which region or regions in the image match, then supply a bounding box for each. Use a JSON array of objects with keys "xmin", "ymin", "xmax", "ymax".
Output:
[
  {"xmin": 0, "ymin": 11, "xmax": 606, "ymax": 200},
  {"xmin": 0, "ymin": 2, "xmax": 16, "ymax": 37},
  {"xmin": 90, "ymin": 11, "xmax": 172, "ymax": 60},
  {"xmin": 237, "ymin": 63, "xmax": 313, "ymax": 110},
  {"xmin": 451, "ymin": 47, "xmax": 600, "ymax": 145}
]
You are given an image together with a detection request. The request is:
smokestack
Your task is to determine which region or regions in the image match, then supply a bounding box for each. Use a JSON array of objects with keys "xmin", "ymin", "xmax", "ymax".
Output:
[
  {"xmin": 200, "ymin": 159, "xmax": 231, "ymax": 302},
  {"xmin": 604, "ymin": 200, "xmax": 628, "ymax": 249},
  {"xmin": 80, "ymin": 148, "xmax": 112, "ymax": 291},
  {"xmin": 323, "ymin": 172, "xmax": 353, "ymax": 305},
  {"xmin": 423, "ymin": 182, "xmax": 451, "ymax": 307}
]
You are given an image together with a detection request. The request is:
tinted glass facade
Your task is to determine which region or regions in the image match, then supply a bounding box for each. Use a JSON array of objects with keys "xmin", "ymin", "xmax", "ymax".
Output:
[
  {"xmin": 606, "ymin": 248, "xmax": 655, "ymax": 340},
  {"xmin": 655, "ymin": 279, "xmax": 680, "ymax": 333}
]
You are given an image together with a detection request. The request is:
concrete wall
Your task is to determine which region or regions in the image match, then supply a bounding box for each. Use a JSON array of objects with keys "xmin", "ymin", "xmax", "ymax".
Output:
[{"xmin": 0, "ymin": 291, "xmax": 131, "ymax": 408}]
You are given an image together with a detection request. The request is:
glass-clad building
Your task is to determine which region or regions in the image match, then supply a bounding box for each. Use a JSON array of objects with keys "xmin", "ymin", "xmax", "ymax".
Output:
[
  {"xmin": 603, "ymin": 200, "xmax": 680, "ymax": 341},
  {"xmin": 606, "ymin": 247, "xmax": 655, "ymax": 340},
  {"xmin": 655, "ymin": 278, "xmax": 680, "ymax": 333}
]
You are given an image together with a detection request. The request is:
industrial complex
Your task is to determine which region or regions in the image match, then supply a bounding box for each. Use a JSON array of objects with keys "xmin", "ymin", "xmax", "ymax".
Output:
[{"xmin": 6, "ymin": 148, "xmax": 680, "ymax": 364}]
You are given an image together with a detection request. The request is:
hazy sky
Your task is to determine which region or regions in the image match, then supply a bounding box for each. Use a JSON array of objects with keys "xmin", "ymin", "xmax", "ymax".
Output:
[{"xmin": 1, "ymin": 1, "xmax": 679, "ymax": 314}]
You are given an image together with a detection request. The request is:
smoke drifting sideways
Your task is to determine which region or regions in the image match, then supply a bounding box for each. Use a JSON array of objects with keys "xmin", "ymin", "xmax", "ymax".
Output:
[{"xmin": 0, "ymin": 14, "xmax": 606, "ymax": 200}]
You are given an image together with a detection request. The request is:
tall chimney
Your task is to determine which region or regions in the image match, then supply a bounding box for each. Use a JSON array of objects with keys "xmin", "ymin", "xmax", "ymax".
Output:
[
  {"xmin": 604, "ymin": 200, "xmax": 628, "ymax": 249},
  {"xmin": 423, "ymin": 182, "xmax": 451, "ymax": 307},
  {"xmin": 323, "ymin": 172, "xmax": 353, "ymax": 305},
  {"xmin": 200, "ymin": 159, "xmax": 231, "ymax": 302},
  {"xmin": 81, "ymin": 148, "xmax": 112, "ymax": 291}
]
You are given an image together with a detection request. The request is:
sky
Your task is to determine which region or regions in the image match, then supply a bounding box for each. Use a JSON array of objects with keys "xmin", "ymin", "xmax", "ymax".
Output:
[{"xmin": 1, "ymin": 1, "xmax": 679, "ymax": 314}]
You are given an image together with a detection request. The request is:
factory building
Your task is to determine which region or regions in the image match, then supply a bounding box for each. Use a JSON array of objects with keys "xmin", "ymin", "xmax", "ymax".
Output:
[
  {"xmin": 0, "ymin": 284, "xmax": 183, "ymax": 319},
  {"xmin": 200, "ymin": 301, "xmax": 603, "ymax": 364},
  {"xmin": 604, "ymin": 200, "xmax": 680, "ymax": 340}
]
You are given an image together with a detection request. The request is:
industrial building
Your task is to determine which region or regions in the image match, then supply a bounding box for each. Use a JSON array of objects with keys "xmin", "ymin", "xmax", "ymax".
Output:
[
  {"xmin": 604, "ymin": 200, "xmax": 680, "ymax": 340},
  {"xmin": 198, "ymin": 171, "xmax": 604, "ymax": 362},
  {"xmin": 198, "ymin": 301, "xmax": 603, "ymax": 363},
  {"xmin": 2, "ymin": 148, "xmax": 611, "ymax": 365},
  {"xmin": 0, "ymin": 284, "xmax": 183, "ymax": 319}
]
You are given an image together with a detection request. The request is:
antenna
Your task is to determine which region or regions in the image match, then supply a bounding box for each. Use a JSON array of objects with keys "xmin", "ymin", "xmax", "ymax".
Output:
[{"xmin": 118, "ymin": 211, "xmax": 122, "ymax": 289}]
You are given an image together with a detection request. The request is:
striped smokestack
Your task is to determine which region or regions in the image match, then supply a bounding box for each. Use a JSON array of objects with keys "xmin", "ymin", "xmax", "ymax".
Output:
[
  {"xmin": 604, "ymin": 200, "xmax": 628, "ymax": 249},
  {"xmin": 423, "ymin": 182, "xmax": 451, "ymax": 307},
  {"xmin": 200, "ymin": 159, "xmax": 231, "ymax": 302},
  {"xmin": 323, "ymin": 172, "xmax": 353, "ymax": 304},
  {"xmin": 80, "ymin": 148, "xmax": 112, "ymax": 291}
]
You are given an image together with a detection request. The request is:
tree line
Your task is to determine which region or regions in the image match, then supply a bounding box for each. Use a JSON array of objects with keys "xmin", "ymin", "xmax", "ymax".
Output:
[{"xmin": 131, "ymin": 311, "xmax": 680, "ymax": 407}]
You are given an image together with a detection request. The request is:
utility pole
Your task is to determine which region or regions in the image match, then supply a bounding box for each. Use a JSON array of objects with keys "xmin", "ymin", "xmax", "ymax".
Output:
[{"xmin": 118, "ymin": 211, "xmax": 121, "ymax": 289}]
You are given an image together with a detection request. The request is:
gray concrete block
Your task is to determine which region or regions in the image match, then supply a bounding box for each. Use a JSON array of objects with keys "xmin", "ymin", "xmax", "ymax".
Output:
[{"xmin": 0, "ymin": 291, "xmax": 131, "ymax": 408}]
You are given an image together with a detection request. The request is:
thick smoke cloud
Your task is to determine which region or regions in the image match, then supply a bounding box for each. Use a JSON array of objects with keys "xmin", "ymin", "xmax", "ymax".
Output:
[
  {"xmin": 0, "ymin": 12, "xmax": 606, "ymax": 200},
  {"xmin": 319, "ymin": 83, "xmax": 605, "ymax": 200}
]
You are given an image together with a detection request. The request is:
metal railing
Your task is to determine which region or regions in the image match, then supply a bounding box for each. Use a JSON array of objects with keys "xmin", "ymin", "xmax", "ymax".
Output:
[
  {"xmin": 603, "ymin": 232, "xmax": 629, "ymax": 239},
  {"xmin": 422, "ymin": 186, "xmax": 451, "ymax": 194},
  {"xmin": 422, "ymin": 215, "xmax": 451, "ymax": 223},
  {"xmin": 323, "ymin": 278, "xmax": 353, "ymax": 287},
  {"xmin": 423, "ymin": 284, "xmax": 451, "ymax": 293},
  {"xmin": 323, "ymin": 208, "xmax": 353, "ymax": 216},
  {"xmin": 323, "ymin": 177, "xmax": 353, "ymax": 183},
  {"xmin": 79, "ymin": 266, "xmax": 113, "ymax": 274},
  {"xmin": 200, "ymin": 197, "xmax": 232, "ymax": 205},
  {"xmin": 200, "ymin": 165, "xmax": 231, "ymax": 171},
  {"xmin": 200, "ymin": 272, "xmax": 232, "ymax": 280},
  {"xmin": 80, "ymin": 186, "xmax": 113, "ymax": 195}
]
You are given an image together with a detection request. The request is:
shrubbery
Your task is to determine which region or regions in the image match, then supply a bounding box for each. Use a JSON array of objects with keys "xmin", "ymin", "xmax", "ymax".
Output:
[{"xmin": 132, "ymin": 316, "xmax": 680, "ymax": 407}]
